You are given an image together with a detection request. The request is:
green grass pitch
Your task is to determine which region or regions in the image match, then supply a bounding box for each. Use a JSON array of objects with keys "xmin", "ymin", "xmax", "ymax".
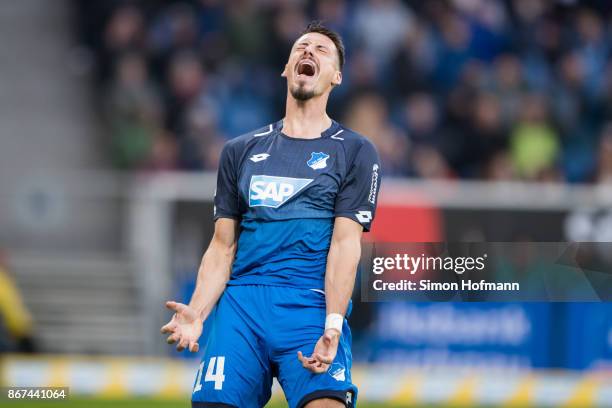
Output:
[{"xmin": 0, "ymin": 397, "xmax": 456, "ymax": 408}]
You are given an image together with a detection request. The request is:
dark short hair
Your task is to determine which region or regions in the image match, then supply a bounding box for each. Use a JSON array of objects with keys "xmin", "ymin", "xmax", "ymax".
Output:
[{"xmin": 300, "ymin": 21, "xmax": 345, "ymax": 70}]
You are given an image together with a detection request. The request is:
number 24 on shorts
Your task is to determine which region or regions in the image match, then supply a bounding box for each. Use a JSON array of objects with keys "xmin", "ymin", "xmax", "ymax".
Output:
[{"xmin": 193, "ymin": 356, "xmax": 226, "ymax": 392}]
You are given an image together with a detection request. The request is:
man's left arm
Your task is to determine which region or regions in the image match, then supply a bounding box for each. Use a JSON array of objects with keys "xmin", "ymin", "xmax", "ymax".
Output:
[
  {"xmin": 298, "ymin": 140, "xmax": 381, "ymax": 373},
  {"xmin": 325, "ymin": 217, "xmax": 363, "ymax": 322},
  {"xmin": 297, "ymin": 218, "xmax": 362, "ymax": 372}
]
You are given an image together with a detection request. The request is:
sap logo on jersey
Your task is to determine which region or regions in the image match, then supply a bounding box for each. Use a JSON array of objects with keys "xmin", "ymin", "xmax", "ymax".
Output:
[
  {"xmin": 249, "ymin": 175, "xmax": 313, "ymax": 208},
  {"xmin": 307, "ymin": 152, "xmax": 329, "ymax": 170}
]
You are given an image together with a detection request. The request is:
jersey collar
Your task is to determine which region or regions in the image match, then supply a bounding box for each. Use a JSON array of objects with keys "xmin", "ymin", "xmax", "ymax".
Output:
[{"xmin": 274, "ymin": 119, "xmax": 340, "ymax": 139}]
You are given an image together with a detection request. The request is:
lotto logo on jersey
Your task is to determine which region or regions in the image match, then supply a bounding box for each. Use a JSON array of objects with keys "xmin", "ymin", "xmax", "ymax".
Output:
[{"xmin": 249, "ymin": 175, "xmax": 313, "ymax": 208}]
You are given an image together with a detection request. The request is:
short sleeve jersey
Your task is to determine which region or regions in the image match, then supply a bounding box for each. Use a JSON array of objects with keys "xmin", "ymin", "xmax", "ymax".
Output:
[{"xmin": 214, "ymin": 120, "xmax": 381, "ymax": 289}]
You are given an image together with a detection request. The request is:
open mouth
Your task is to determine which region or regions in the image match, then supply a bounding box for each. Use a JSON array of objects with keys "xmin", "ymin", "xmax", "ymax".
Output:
[{"xmin": 296, "ymin": 59, "xmax": 317, "ymax": 77}]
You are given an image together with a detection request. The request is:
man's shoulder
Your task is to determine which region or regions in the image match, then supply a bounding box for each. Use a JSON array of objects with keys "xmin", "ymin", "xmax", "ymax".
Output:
[
  {"xmin": 224, "ymin": 122, "xmax": 278, "ymax": 151},
  {"xmin": 332, "ymin": 123, "xmax": 378, "ymax": 155}
]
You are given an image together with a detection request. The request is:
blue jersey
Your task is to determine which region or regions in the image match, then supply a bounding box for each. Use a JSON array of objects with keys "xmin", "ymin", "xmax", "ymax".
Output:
[{"xmin": 213, "ymin": 119, "xmax": 381, "ymax": 290}]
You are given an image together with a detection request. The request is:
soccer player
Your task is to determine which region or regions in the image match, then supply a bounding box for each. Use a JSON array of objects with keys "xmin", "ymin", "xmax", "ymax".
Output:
[{"xmin": 161, "ymin": 21, "xmax": 380, "ymax": 408}]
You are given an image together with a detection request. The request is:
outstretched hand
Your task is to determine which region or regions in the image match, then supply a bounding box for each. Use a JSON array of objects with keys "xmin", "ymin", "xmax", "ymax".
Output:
[
  {"xmin": 297, "ymin": 329, "xmax": 340, "ymax": 373},
  {"xmin": 160, "ymin": 301, "xmax": 203, "ymax": 353}
]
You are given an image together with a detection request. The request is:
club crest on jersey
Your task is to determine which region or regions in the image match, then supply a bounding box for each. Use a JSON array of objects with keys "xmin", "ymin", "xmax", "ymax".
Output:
[
  {"xmin": 328, "ymin": 363, "xmax": 346, "ymax": 382},
  {"xmin": 249, "ymin": 175, "xmax": 313, "ymax": 208},
  {"xmin": 307, "ymin": 152, "xmax": 329, "ymax": 170}
]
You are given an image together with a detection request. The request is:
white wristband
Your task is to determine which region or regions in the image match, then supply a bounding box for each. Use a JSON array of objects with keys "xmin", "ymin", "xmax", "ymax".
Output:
[{"xmin": 325, "ymin": 313, "xmax": 343, "ymax": 334}]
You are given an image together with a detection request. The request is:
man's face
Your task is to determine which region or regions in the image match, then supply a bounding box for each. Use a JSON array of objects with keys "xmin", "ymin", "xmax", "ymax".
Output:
[{"xmin": 282, "ymin": 32, "xmax": 342, "ymax": 101}]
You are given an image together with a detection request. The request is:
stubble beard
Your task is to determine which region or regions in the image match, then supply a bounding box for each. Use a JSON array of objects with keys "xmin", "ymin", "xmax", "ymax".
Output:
[{"xmin": 290, "ymin": 83, "xmax": 315, "ymax": 101}]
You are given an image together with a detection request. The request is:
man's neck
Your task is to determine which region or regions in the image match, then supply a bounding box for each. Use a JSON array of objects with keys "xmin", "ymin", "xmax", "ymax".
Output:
[{"xmin": 282, "ymin": 93, "xmax": 332, "ymax": 139}]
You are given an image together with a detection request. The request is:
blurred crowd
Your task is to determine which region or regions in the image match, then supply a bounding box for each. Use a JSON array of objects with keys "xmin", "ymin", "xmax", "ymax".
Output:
[{"xmin": 73, "ymin": 0, "xmax": 612, "ymax": 183}]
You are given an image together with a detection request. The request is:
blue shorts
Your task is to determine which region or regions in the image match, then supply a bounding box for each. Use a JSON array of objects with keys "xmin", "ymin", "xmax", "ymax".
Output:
[{"xmin": 191, "ymin": 284, "xmax": 357, "ymax": 408}]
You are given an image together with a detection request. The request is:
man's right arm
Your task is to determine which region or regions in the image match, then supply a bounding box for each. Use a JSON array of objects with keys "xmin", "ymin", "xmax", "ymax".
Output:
[
  {"xmin": 161, "ymin": 217, "xmax": 238, "ymax": 352},
  {"xmin": 189, "ymin": 217, "xmax": 238, "ymax": 320},
  {"xmin": 163, "ymin": 137, "xmax": 242, "ymax": 352}
]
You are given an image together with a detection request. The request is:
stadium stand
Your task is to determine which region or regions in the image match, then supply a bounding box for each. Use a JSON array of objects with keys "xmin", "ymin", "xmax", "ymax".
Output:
[{"xmin": 73, "ymin": 0, "xmax": 612, "ymax": 182}]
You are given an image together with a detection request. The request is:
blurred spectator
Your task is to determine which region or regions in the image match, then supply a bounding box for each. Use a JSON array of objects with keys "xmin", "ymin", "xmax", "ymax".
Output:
[
  {"xmin": 150, "ymin": 130, "xmax": 180, "ymax": 171},
  {"xmin": 401, "ymin": 92, "xmax": 454, "ymax": 178},
  {"xmin": 573, "ymin": 9, "xmax": 608, "ymax": 97},
  {"xmin": 596, "ymin": 123, "xmax": 612, "ymax": 184},
  {"xmin": 353, "ymin": 0, "xmax": 413, "ymax": 69},
  {"xmin": 344, "ymin": 93, "xmax": 410, "ymax": 176},
  {"xmin": 485, "ymin": 151, "xmax": 516, "ymax": 180},
  {"xmin": 225, "ymin": 0, "xmax": 267, "ymax": 62},
  {"xmin": 106, "ymin": 52, "xmax": 162, "ymax": 170},
  {"xmin": 0, "ymin": 250, "xmax": 36, "ymax": 353},
  {"xmin": 270, "ymin": 5, "xmax": 308, "ymax": 68},
  {"xmin": 432, "ymin": 9, "xmax": 473, "ymax": 91},
  {"xmin": 73, "ymin": 0, "xmax": 612, "ymax": 183},
  {"xmin": 412, "ymin": 146, "xmax": 454, "ymax": 179},
  {"xmin": 342, "ymin": 50, "xmax": 378, "ymax": 95},
  {"xmin": 553, "ymin": 52, "xmax": 587, "ymax": 133},
  {"xmin": 454, "ymin": 91, "xmax": 509, "ymax": 178},
  {"xmin": 489, "ymin": 54, "xmax": 526, "ymax": 127},
  {"xmin": 100, "ymin": 5, "xmax": 146, "ymax": 81},
  {"xmin": 104, "ymin": 4, "xmax": 145, "ymax": 51},
  {"xmin": 404, "ymin": 93, "xmax": 440, "ymax": 146},
  {"xmin": 149, "ymin": 2, "xmax": 200, "ymax": 55},
  {"xmin": 510, "ymin": 94, "xmax": 561, "ymax": 180},
  {"xmin": 166, "ymin": 51, "xmax": 207, "ymax": 130},
  {"xmin": 315, "ymin": 0, "xmax": 351, "ymax": 41},
  {"xmin": 179, "ymin": 101, "xmax": 225, "ymax": 170},
  {"xmin": 388, "ymin": 22, "xmax": 435, "ymax": 97}
]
